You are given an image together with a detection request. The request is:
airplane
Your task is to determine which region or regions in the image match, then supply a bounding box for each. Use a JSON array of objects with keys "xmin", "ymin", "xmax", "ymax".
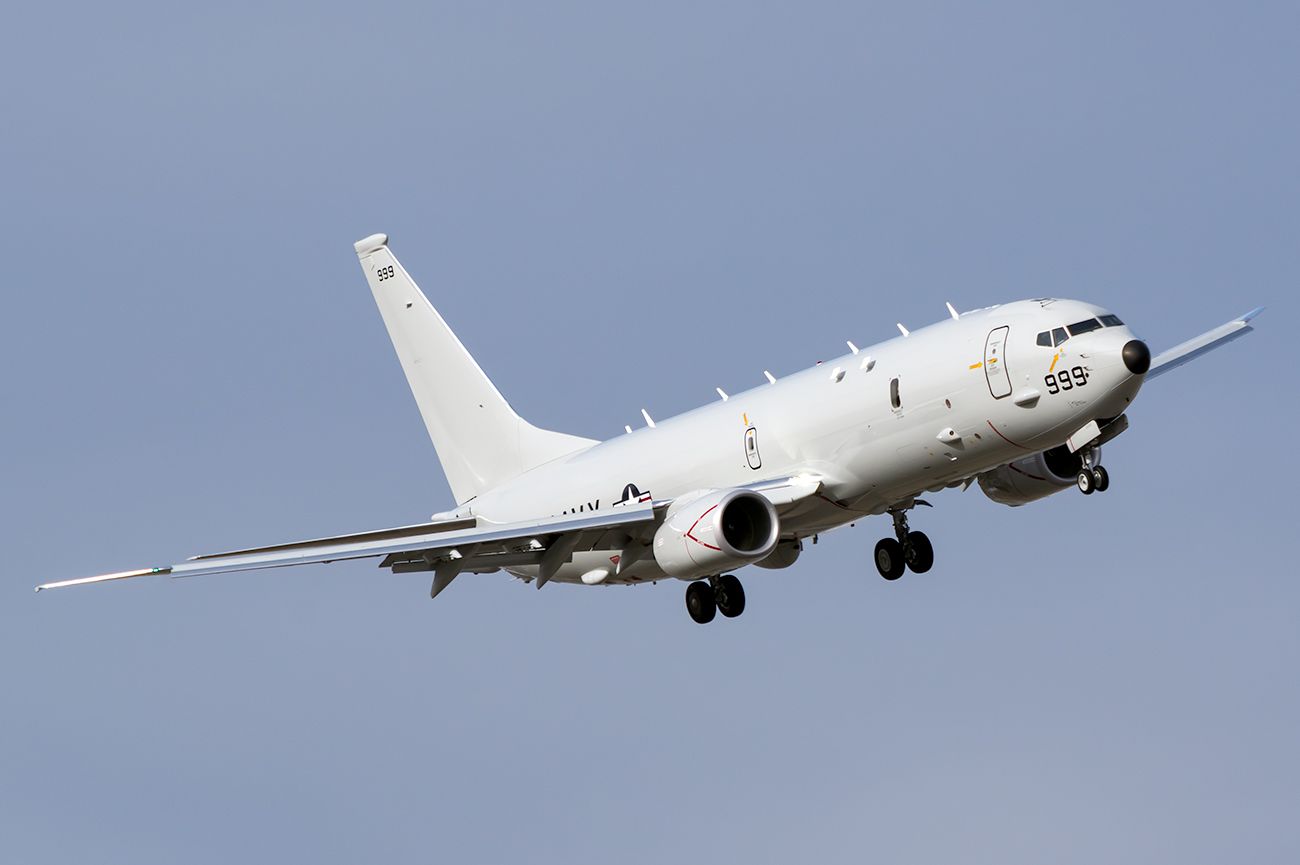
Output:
[{"xmin": 35, "ymin": 233, "xmax": 1264, "ymax": 623}]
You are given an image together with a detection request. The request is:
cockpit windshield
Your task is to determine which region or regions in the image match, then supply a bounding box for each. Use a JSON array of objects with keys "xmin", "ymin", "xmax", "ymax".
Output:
[{"xmin": 1035, "ymin": 314, "xmax": 1124, "ymax": 348}]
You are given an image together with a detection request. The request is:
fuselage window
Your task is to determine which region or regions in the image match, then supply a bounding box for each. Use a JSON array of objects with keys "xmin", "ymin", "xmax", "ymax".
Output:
[
  {"xmin": 1099, "ymin": 314, "xmax": 1124, "ymax": 327},
  {"xmin": 1036, "ymin": 331, "xmax": 1052, "ymax": 347},
  {"xmin": 1067, "ymin": 318, "xmax": 1103, "ymax": 336},
  {"xmin": 1052, "ymin": 327, "xmax": 1068, "ymax": 346},
  {"xmin": 890, "ymin": 376, "xmax": 901, "ymax": 410}
]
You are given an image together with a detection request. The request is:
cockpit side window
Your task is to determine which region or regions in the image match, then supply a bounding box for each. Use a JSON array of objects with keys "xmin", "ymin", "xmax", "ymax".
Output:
[
  {"xmin": 1067, "ymin": 318, "xmax": 1103, "ymax": 336},
  {"xmin": 1036, "ymin": 331, "xmax": 1052, "ymax": 347},
  {"xmin": 1051, "ymin": 327, "xmax": 1068, "ymax": 346},
  {"xmin": 1099, "ymin": 314, "xmax": 1124, "ymax": 327}
]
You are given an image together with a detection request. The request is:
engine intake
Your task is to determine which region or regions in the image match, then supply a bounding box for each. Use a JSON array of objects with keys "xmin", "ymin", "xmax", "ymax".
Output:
[{"xmin": 653, "ymin": 489, "xmax": 780, "ymax": 580}]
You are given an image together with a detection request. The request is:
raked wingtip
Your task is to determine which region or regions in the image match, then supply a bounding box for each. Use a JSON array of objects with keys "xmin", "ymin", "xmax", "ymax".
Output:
[{"xmin": 34, "ymin": 566, "xmax": 173, "ymax": 592}]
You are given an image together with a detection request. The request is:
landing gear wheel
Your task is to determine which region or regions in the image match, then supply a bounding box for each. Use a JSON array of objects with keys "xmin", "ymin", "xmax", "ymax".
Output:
[
  {"xmin": 1077, "ymin": 470, "xmax": 1095, "ymax": 495},
  {"xmin": 904, "ymin": 531, "xmax": 934, "ymax": 574},
  {"xmin": 715, "ymin": 575, "xmax": 746, "ymax": 618},
  {"xmin": 685, "ymin": 581, "xmax": 716, "ymax": 624},
  {"xmin": 1091, "ymin": 465, "xmax": 1110, "ymax": 492},
  {"xmin": 875, "ymin": 538, "xmax": 906, "ymax": 581}
]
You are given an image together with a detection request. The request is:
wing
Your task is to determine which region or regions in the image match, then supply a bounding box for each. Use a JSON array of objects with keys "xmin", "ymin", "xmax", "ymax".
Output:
[
  {"xmin": 35, "ymin": 475, "xmax": 826, "ymax": 596},
  {"xmin": 1148, "ymin": 307, "xmax": 1264, "ymax": 380},
  {"xmin": 35, "ymin": 507, "xmax": 659, "ymax": 594}
]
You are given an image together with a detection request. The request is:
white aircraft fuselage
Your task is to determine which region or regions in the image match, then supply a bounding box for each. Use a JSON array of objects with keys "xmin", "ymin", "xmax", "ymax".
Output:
[{"xmin": 470, "ymin": 298, "xmax": 1143, "ymax": 585}]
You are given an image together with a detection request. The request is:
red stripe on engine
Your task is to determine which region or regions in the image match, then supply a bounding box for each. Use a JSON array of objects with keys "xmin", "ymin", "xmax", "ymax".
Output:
[{"xmin": 686, "ymin": 504, "xmax": 722, "ymax": 551}]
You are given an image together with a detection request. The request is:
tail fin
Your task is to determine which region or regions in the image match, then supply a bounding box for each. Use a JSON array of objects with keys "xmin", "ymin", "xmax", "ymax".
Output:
[{"xmin": 355, "ymin": 234, "xmax": 596, "ymax": 505}]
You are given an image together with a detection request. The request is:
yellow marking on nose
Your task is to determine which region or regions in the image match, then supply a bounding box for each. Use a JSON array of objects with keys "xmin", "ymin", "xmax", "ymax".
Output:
[
  {"xmin": 987, "ymin": 357, "xmax": 997, "ymax": 364},
  {"xmin": 1049, "ymin": 352, "xmax": 1060, "ymax": 372},
  {"xmin": 969, "ymin": 361, "xmax": 983, "ymax": 369},
  {"xmin": 742, "ymin": 413, "xmax": 749, "ymax": 426}
]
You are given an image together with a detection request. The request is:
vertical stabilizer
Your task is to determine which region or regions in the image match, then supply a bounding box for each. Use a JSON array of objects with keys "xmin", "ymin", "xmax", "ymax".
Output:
[{"xmin": 355, "ymin": 234, "xmax": 596, "ymax": 504}]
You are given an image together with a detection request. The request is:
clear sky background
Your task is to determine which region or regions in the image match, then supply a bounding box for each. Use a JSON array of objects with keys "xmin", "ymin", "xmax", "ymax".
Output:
[{"xmin": 2, "ymin": 3, "xmax": 1297, "ymax": 863}]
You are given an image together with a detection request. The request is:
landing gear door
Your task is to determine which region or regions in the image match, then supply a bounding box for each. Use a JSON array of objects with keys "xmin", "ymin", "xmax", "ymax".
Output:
[{"xmin": 984, "ymin": 326, "xmax": 1012, "ymax": 399}]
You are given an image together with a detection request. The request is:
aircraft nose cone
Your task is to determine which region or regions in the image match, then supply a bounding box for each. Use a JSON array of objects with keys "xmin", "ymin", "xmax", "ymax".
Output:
[{"xmin": 1122, "ymin": 339, "xmax": 1151, "ymax": 375}]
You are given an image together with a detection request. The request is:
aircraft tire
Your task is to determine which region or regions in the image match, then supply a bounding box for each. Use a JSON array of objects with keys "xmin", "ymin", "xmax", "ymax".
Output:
[
  {"xmin": 875, "ymin": 538, "xmax": 906, "ymax": 581},
  {"xmin": 686, "ymin": 581, "xmax": 717, "ymax": 624},
  {"xmin": 904, "ymin": 531, "xmax": 934, "ymax": 574},
  {"xmin": 1077, "ymin": 470, "xmax": 1095, "ymax": 495},
  {"xmin": 1092, "ymin": 466, "xmax": 1110, "ymax": 492},
  {"xmin": 715, "ymin": 574, "xmax": 746, "ymax": 618}
]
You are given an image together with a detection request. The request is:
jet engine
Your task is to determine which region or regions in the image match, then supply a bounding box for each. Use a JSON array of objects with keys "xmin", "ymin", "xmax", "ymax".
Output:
[
  {"xmin": 978, "ymin": 444, "xmax": 1100, "ymax": 507},
  {"xmin": 653, "ymin": 488, "xmax": 780, "ymax": 580}
]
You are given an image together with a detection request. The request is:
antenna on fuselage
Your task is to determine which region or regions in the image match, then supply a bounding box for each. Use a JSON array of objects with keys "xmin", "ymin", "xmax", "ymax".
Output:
[
  {"xmin": 846, "ymin": 341, "xmax": 859, "ymax": 354},
  {"xmin": 897, "ymin": 323, "xmax": 910, "ymax": 337},
  {"xmin": 640, "ymin": 409, "xmax": 656, "ymax": 428},
  {"xmin": 946, "ymin": 302, "xmax": 960, "ymax": 320},
  {"xmin": 624, "ymin": 425, "xmax": 633, "ymax": 434},
  {"xmin": 716, "ymin": 387, "xmax": 729, "ymax": 401},
  {"xmin": 763, "ymin": 370, "xmax": 777, "ymax": 384}
]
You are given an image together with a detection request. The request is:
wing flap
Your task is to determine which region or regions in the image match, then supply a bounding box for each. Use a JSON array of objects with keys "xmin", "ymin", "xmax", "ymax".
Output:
[{"xmin": 189, "ymin": 517, "xmax": 478, "ymax": 561}]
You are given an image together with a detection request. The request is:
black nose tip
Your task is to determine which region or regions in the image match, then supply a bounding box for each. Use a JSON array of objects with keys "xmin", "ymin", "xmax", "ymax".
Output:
[{"xmin": 1122, "ymin": 339, "xmax": 1151, "ymax": 375}]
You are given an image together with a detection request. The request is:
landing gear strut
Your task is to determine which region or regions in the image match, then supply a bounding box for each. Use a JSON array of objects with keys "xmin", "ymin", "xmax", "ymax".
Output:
[
  {"xmin": 875, "ymin": 504, "xmax": 934, "ymax": 580},
  {"xmin": 685, "ymin": 574, "xmax": 746, "ymax": 624},
  {"xmin": 1076, "ymin": 446, "xmax": 1111, "ymax": 495}
]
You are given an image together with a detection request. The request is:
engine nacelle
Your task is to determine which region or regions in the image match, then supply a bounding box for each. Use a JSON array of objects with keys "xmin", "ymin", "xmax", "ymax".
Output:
[
  {"xmin": 978, "ymin": 444, "xmax": 1100, "ymax": 507},
  {"xmin": 653, "ymin": 488, "xmax": 780, "ymax": 580},
  {"xmin": 754, "ymin": 539, "xmax": 803, "ymax": 570}
]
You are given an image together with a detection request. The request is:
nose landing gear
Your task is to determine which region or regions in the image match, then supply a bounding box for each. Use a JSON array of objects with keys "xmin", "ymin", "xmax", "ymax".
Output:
[
  {"xmin": 875, "ymin": 503, "xmax": 934, "ymax": 580},
  {"xmin": 1076, "ymin": 447, "xmax": 1111, "ymax": 495}
]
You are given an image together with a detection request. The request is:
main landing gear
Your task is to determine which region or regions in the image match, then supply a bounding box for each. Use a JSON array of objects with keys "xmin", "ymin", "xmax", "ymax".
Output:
[
  {"xmin": 1076, "ymin": 447, "xmax": 1111, "ymax": 496},
  {"xmin": 685, "ymin": 574, "xmax": 746, "ymax": 624},
  {"xmin": 874, "ymin": 504, "xmax": 934, "ymax": 581}
]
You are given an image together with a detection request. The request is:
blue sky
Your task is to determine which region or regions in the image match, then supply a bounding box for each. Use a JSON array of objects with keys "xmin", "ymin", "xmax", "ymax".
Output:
[{"xmin": 2, "ymin": 3, "xmax": 1297, "ymax": 863}]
